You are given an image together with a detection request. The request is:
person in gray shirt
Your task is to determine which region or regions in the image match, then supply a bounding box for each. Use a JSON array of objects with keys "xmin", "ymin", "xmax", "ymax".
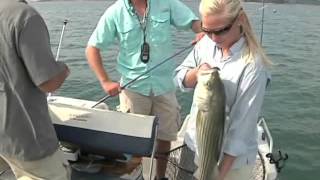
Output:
[{"xmin": 0, "ymin": 0, "xmax": 70, "ymax": 179}]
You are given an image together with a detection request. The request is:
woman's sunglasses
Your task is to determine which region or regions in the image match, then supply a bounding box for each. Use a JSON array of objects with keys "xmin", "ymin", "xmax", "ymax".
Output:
[{"xmin": 201, "ymin": 11, "xmax": 241, "ymax": 36}]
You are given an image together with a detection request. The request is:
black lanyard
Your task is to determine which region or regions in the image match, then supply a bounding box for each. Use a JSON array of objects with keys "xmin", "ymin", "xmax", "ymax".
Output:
[
  {"xmin": 133, "ymin": 1, "xmax": 149, "ymax": 43},
  {"xmin": 132, "ymin": 1, "xmax": 150, "ymax": 63}
]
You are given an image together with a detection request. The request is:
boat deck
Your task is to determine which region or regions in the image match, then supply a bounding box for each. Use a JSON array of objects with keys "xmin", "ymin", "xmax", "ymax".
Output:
[{"xmin": 0, "ymin": 154, "xmax": 266, "ymax": 180}]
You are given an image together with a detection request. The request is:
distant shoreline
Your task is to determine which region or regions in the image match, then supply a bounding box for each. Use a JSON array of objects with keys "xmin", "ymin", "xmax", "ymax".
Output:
[
  {"xmin": 244, "ymin": 0, "xmax": 320, "ymax": 5},
  {"xmin": 27, "ymin": 0, "xmax": 320, "ymax": 5}
]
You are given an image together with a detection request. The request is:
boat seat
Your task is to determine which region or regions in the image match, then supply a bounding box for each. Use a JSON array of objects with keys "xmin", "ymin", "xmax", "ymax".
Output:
[{"xmin": 48, "ymin": 96, "xmax": 158, "ymax": 157}]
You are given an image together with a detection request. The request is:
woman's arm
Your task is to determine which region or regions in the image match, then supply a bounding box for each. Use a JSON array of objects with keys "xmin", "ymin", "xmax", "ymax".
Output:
[{"xmin": 218, "ymin": 153, "xmax": 236, "ymax": 180}]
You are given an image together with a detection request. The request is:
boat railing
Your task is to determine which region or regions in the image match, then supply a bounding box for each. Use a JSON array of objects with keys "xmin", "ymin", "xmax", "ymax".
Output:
[{"xmin": 258, "ymin": 116, "xmax": 273, "ymax": 152}]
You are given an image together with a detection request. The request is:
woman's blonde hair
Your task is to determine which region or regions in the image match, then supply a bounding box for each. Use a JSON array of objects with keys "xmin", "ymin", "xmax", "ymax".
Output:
[{"xmin": 199, "ymin": 0, "xmax": 272, "ymax": 66}]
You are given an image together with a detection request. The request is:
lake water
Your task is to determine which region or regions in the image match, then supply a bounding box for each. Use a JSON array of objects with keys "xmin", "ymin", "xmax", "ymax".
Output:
[{"xmin": 29, "ymin": 1, "xmax": 320, "ymax": 180}]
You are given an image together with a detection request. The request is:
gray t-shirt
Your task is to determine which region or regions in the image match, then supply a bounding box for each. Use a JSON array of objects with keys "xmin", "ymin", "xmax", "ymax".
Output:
[{"xmin": 0, "ymin": 1, "xmax": 66, "ymax": 161}]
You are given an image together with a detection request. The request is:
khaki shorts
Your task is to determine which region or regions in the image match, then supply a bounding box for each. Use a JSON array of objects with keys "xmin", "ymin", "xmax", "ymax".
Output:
[
  {"xmin": 0, "ymin": 150, "xmax": 70, "ymax": 180},
  {"xmin": 119, "ymin": 90, "xmax": 181, "ymax": 141}
]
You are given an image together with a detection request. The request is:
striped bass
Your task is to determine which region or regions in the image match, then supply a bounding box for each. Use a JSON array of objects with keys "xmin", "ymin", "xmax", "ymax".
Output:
[{"xmin": 194, "ymin": 68, "xmax": 225, "ymax": 180}]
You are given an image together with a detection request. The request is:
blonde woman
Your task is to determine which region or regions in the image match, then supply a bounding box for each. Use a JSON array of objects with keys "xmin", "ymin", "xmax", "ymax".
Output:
[{"xmin": 175, "ymin": 0, "xmax": 271, "ymax": 179}]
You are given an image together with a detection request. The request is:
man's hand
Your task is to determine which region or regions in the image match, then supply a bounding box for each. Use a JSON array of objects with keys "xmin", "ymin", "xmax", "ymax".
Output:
[
  {"xmin": 191, "ymin": 32, "xmax": 206, "ymax": 45},
  {"xmin": 100, "ymin": 80, "xmax": 121, "ymax": 97}
]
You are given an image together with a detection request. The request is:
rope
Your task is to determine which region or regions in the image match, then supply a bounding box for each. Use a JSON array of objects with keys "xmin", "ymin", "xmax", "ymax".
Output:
[
  {"xmin": 0, "ymin": 168, "xmax": 10, "ymax": 176},
  {"xmin": 155, "ymin": 144, "xmax": 194, "ymax": 175}
]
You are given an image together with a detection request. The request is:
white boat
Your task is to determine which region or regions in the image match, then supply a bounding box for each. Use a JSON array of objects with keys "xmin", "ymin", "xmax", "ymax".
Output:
[{"xmin": 0, "ymin": 96, "xmax": 281, "ymax": 180}]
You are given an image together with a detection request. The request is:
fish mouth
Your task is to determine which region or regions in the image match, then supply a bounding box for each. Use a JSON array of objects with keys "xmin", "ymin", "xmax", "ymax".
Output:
[
  {"xmin": 197, "ymin": 67, "xmax": 220, "ymax": 78},
  {"xmin": 212, "ymin": 67, "xmax": 220, "ymax": 71}
]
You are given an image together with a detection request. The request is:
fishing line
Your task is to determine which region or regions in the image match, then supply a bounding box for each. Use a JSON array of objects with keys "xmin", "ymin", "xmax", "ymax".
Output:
[
  {"xmin": 91, "ymin": 44, "xmax": 195, "ymax": 108},
  {"xmin": 260, "ymin": 0, "xmax": 266, "ymax": 44}
]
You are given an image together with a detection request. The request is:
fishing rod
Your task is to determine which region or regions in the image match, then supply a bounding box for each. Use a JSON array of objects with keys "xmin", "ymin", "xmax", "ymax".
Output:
[
  {"xmin": 56, "ymin": 19, "xmax": 68, "ymax": 61},
  {"xmin": 48, "ymin": 19, "xmax": 68, "ymax": 97},
  {"xmin": 260, "ymin": 0, "xmax": 265, "ymax": 44},
  {"xmin": 258, "ymin": 1, "xmax": 289, "ymax": 173},
  {"xmin": 91, "ymin": 44, "xmax": 194, "ymax": 108}
]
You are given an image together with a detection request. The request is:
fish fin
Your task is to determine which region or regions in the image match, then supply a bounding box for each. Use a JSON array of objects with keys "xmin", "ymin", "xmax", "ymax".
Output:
[
  {"xmin": 194, "ymin": 153, "xmax": 199, "ymax": 166},
  {"xmin": 210, "ymin": 165, "xmax": 220, "ymax": 179},
  {"xmin": 196, "ymin": 110, "xmax": 207, "ymax": 129},
  {"xmin": 193, "ymin": 166, "xmax": 200, "ymax": 180}
]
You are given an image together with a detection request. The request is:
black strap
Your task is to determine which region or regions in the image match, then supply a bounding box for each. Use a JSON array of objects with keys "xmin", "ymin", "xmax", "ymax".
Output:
[{"xmin": 132, "ymin": 1, "xmax": 149, "ymax": 43}]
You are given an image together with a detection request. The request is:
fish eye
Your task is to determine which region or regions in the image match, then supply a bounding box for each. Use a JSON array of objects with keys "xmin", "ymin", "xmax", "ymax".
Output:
[{"xmin": 206, "ymin": 82, "xmax": 211, "ymax": 87}]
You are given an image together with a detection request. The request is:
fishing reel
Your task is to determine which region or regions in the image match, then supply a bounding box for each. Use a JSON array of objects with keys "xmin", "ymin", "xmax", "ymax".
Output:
[{"xmin": 266, "ymin": 150, "xmax": 288, "ymax": 173}]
